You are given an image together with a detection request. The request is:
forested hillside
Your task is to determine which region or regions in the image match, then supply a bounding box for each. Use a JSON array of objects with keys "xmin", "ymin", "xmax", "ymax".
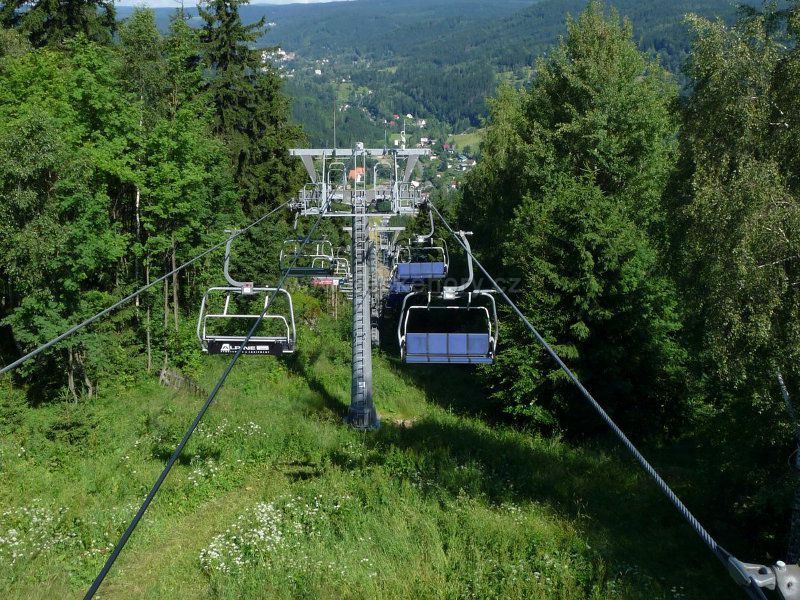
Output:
[
  {"xmin": 119, "ymin": 0, "xmax": 749, "ymax": 143},
  {"xmin": 1, "ymin": 0, "xmax": 800, "ymax": 598}
]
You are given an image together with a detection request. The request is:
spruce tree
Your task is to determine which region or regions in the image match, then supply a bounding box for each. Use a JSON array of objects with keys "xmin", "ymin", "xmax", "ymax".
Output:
[
  {"xmin": 461, "ymin": 1, "xmax": 683, "ymax": 432},
  {"xmin": 2, "ymin": 0, "xmax": 115, "ymax": 47},
  {"xmin": 200, "ymin": 0, "xmax": 304, "ymax": 215}
]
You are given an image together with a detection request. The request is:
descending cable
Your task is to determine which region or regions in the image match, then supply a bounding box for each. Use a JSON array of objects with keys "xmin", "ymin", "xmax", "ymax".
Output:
[
  {"xmin": 83, "ymin": 211, "xmax": 324, "ymax": 600},
  {"xmin": 0, "ymin": 202, "xmax": 290, "ymax": 377},
  {"xmin": 429, "ymin": 202, "xmax": 768, "ymax": 599}
]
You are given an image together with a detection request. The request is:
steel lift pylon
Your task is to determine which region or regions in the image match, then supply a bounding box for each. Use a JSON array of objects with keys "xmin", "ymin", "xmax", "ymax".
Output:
[
  {"xmin": 348, "ymin": 195, "xmax": 377, "ymax": 428},
  {"xmin": 289, "ymin": 145, "xmax": 429, "ymax": 430}
]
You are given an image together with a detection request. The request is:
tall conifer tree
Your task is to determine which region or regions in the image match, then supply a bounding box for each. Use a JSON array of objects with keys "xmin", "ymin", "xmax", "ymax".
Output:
[
  {"xmin": 1, "ymin": 0, "xmax": 115, "ymax": 47},
  {"xmin": 200, "ymin": 0, "xmax": 303, "ymax": 215},
  {"xmin": 461, "ymin": 1, "xmax": 682, "ymax": 431}
]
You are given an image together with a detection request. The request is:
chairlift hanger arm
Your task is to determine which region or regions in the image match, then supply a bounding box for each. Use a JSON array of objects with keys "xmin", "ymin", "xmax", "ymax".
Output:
[
  {"xmin": 413, "ymin": 208, "xmax": 435, "ymax": 244},
  {"xmin": 443, "ymin": 231, "xmax": 474, "ymax": 297},
  {"xmin": 223, "ymin": 229, "xmax": 249, "ymax": 290}
]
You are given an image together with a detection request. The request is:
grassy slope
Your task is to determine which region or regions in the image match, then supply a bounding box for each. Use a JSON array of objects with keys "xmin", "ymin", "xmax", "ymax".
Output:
[
  {"xmin": 449, "ymin": 130, "xmax": 484, "ymax": 153},
  {"xmin": 0, "ymin": 311, "xmax": 735, "ymax": 599}
]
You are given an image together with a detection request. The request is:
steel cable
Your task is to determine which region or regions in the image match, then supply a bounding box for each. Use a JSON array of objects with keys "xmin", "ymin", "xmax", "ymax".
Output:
[
  {"xmin": 82, "ymin": 210, "xmax": 324, "ymax": 600},
  {"xmin": 1, "ymin": 202, "xmax": 290, "ymax": 376},
  {"xmin": 429, "ymin": 202, "xmax": 766, "ymax": 599}
]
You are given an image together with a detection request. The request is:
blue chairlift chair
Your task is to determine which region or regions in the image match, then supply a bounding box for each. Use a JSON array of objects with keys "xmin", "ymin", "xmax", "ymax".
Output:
[
  {"xmin": 398, "ymin": 291, "xmax": 497, "ymax": 364},
  {"xmin": 396, "ymin": 230, "xmax": 498, "ymax": 364},
  {"xmin": 392, "ymin": 207, "xmax": 449, "ymax": 282}
]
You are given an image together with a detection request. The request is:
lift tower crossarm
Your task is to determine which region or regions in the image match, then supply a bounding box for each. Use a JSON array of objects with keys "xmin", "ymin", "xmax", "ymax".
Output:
[
  {"xmin": 342, "ymin": 227, "xmax": 406, "ymax": 233},
  {"xmin": 222, "ymin": 229, "xmax": 253, "ymax": 292},
  {"xmin": 289, "ymin": 148, "xmax": 429, "ymax": 156}
]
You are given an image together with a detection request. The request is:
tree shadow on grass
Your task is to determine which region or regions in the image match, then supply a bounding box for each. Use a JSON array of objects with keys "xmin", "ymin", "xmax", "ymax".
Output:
[
  {"xmin": 378, "ymin": 353, "xmax": 503, "ymax": 419},
  {"xmin": 286, "ymin": 350, "xmax": 349, "ymax": 419},
  {"xmin": 377, "ymin": 358, "xmax": 746, "ymax": 597},
  {"xmin": 275, "ymin": 459, "xmax": 325, "ymax": 482},
  {"xmin": 287, "ymin": 328, "xmax": 736, "ymax": 596},
  {"xmin": 151, "ymin": 442, "xmax": 221, "ymax": 465},
  {"xmin": 347, "ymin": 415, "xmax": 735, "ymax": 599}
]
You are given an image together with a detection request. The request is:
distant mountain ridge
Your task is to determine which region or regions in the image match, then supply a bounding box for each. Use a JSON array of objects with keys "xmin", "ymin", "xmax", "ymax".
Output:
[
  {"xmin": 117, "ymin": 0, "xmax": 744, "ymax": 72},
  {"xmin": 115, "ymin": 0, "xmax": 751, "ymax": 140}
]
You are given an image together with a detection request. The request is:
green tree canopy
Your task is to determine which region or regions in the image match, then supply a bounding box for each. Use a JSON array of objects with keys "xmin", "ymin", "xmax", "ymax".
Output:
[
  {"xmin": 0, "ymin": 40, "xmax": 131, "ymax": 397},
  {"xmin": 200, "ymin": 0, "xmax": 305, "ymax": 215},
  {"xmin": 1, "ymin": 0, "xmax": 115, "ymax": 47},
  {"xmin": 461, "ymin": 1, "xmax": 682, "ymax": 431},
  {"xmin": 661, "ymin": 4, "xmax": 800, "ymax": 536}
]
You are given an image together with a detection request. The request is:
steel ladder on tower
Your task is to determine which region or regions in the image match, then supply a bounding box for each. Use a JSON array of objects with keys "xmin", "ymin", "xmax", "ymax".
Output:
[{"xmin": 345, "ymin": 188, "xmax": 379, "ymax": 429}]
